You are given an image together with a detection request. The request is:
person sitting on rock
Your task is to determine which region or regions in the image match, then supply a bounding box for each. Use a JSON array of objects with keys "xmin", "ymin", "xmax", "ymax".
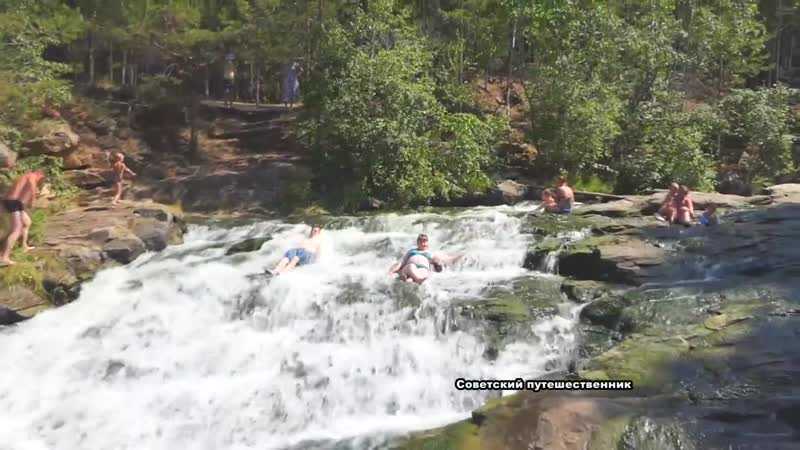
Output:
[
  {"xmin": 1, "ymin": 171, "xmax": 45, "ymax": 266},
  {"xmin": 698, "ymin": 203, "xmax": 719, "ymax": 227},
  {"xmin": 656, "ymin": 182, "xmax": 680, "ymax": 223},
  {"xmin": 676, "ymin": 185, "xmax": 695, "ymax": 226},
  {"xmin": 554, "ymin": 176, "xmax": 574, "ymax": 214},
  {"xmin": 541, "ymin": 189, "xmax": 560, "ymax": 213},
  {"xmin": 268, "ymin": 224, "xmax": 323, "ymax": 275},
  {"xmin": 111, "ymin": 152, "xmax": 136, "ymax": 205},
  {"xmin": 388, "ymin": 233, "xmax": 463, "ymax": 284}
]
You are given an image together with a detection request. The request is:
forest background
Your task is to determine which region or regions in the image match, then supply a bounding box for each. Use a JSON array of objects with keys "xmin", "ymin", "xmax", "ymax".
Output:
[{"xmin": 2, "ymin": 0, "xmax": 800, "ymax": 208}]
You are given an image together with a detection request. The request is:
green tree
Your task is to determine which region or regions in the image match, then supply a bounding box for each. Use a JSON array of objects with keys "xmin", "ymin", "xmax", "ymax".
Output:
[
  {"xmin": 0, "ymin": 0, "xmax": 84, "ymax": 141},
  {"xmin": 301, "ymin": 0, "xmax": 505, "ymax": 208}
]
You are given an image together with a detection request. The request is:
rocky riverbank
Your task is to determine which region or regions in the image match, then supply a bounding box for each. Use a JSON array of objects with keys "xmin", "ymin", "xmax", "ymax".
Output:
[
  {"xmin": 396, "ymin": 184, "xmax": 800, "ymax": 450},
  {"xmin": 0, "ymin": 198, "xmax": 185, "ymax": 323}
]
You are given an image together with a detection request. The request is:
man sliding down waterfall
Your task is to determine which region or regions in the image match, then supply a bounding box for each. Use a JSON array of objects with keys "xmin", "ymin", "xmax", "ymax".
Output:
[
  {"xmin": 267, "ymin": 224, "xmax": 323, "ymax": 275},
  {"xmin": 388, "ymin": 233, "xmax": 464, "ymax": 284}
]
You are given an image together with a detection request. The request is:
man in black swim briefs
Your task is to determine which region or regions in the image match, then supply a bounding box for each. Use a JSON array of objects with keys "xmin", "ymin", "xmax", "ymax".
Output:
[{"xmin": 1, "ymin": 171, "xmax": 45, "ymax": 266}]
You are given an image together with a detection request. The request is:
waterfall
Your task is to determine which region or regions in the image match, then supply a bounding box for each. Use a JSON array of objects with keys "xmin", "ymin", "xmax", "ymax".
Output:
[
  {"xmin": 539, "ymin": 229, "xmax": 593, "ymax": 274},
  {"xmin": 0, "ymin": 203, "xmax": 580, "ymax": 450}
]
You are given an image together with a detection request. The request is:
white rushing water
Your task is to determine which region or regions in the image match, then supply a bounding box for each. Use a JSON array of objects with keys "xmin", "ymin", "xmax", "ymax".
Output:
[{"xmin": 0, "ymin": 203, "xmax": 579, "ymax": 450}]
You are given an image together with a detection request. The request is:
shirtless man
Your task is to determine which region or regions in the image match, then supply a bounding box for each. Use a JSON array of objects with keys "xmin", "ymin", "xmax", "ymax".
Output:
[
  {"xmin": 1, "ymin": 171, "xmax": 45, "ymax": 266},
  {"xmin": 111, "ymin": 152, "xmax": 136, "ymax": 205},
  {"xmin": 388, "ymin": 234, "xmax": 463, "ymax": 284},
  {"xmin": 554, "ymin": 176, "xmax": 574, "ymax": 214},
  {"xmin": 269, "ymin": 224, "xmax": 323, "ymax": 275}
]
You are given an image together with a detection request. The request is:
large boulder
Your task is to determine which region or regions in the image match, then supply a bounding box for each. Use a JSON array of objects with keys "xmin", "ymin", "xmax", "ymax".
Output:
[
  {"xmin": 557, "ymin": 235, "xmax": 667, "ymax": 285},
  {"xmin": 58, "ymin": 245, "xmax": 104, "ymax": 280},
  {"xmin": 642, "ymin": 190, "xmax": 765, "ymax": 213},
  {"xmin": 103, "ymin": 237, "xmax": 146, "ymax": 264},
  {"xmin": 492, "ymin": 179, "xmax": 529, "ymax": 204},
  {"xmin": 88, "ymin": 117, "xmax": 117, "ymax": 136},
  {"xmin": 574, "ymin": 198, "xmax": 646, "ymax": 218},
  {"xmin": 0, "ymin": 286, "xmax": 43, "ymax": 313},
  {"xmin": 765, "ymin": 183, "xmax": 800, "ymax": 204},
  {"xmin": 131, "ymin": 218, "xmax": 173, "ymax": 251},
  {"xmin": 64, "ymin": 169, "xmax": 110, "ymax": 189},
  {"xmin": 226, "ymin": 237, "xmax": 272, "ymax": 256},
  {"xmin": 22, "ymin": 121, "xmax": 80, "ymax": 156},
  {"xmin": 88, "ymin": 226, "xmax": 132, "ymax": 245},
  {"xmin": 62, "ymin": 145, "xmax": 109, "ymax": 170},
  {"xmin": 0, "ymin": 305, "xmax": 28, "ymax": 326},
  {"xmin": 0, "ymin": 140, "xmax": 16, "ymax": 168}
]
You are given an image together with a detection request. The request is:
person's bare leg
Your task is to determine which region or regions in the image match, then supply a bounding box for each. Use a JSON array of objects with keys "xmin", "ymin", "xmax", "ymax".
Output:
[
  {"xmin": 112, "ymin": 181, "xmax": 123, "ymax": 205},
  {"xmin": 281, "ymin": 256, "xmax": 301, "ymax": 273},
  {"xmin": 271, "ymin": 257, "xmax": 289, "ymax": 274},
  {"xmin": 404, "ymin": 265, "xmax": 429, "ymax": 284},
  {"xmin": 0, "ymin": 213, "xmax": 22, "ymax": 265},
  {"xmin": 20, "ymin": 211, "xmax": 34, "ymax": 252},
  {"xmin": 678, "ymin": 209, "xmax": 691, "ymax": 225}
]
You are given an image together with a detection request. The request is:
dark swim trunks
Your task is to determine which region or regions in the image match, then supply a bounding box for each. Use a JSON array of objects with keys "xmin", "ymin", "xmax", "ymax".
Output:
[
  {"xmin": 284, "ymin": 248, "xmax": 315, "ymax": 266},
  {"xmin": 1, "ymin": 199, "xmax": 24, "ymax": 213}
]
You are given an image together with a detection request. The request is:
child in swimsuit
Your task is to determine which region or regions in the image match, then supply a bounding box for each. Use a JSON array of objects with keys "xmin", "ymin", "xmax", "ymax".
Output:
[
  {"xmin": 698, "ymin": 203, "xmax": 719, "ymax": 227},
  {"xmin": 111, "ymin": 152, "xmax": 136, "ymax": 205},
  {"xmin": 541, "ymin": 189, "xmax": 559, "ymax": 213}
]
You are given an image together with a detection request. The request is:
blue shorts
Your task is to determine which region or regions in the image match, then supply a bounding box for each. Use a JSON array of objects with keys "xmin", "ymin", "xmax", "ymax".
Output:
[{"xmin": 284, "ymin": 248, "xmax": 315, "ymax": 266}]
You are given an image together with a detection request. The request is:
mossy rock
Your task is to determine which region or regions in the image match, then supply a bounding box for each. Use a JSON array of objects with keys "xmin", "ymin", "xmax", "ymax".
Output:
[
  {"xmin": 580, "ymin": 334, "xmax": 691, "ymax": 392},
  {"xmin": 520, "ymin": 213, "xmax": 596, "ymax": 237},
  {"xmin": 460, "ymin": 277, "xmax": 563, "ymax": 323},
  {"xmin": 561, "ymin": 279, "xmax": 615, "ymax": 303},
  {"xmin": 225, "ymin": 236, "xmax": 272, "ymax": 255},
  {"xmin": 396, "ymin": 420, "xmax": 482, "ymax": 450},
  {"xmin": 580, "ymin": 295, "xmax": 634, "ymax": 331},
  {"xmin": 587, "ymin": 414, "xmax": 635, "ymax": 450}
]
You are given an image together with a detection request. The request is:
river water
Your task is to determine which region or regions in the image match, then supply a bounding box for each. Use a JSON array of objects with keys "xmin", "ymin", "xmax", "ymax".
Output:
[{"xmin": 0, "ymin": 203, "xmax": 580, "ymax": 450}]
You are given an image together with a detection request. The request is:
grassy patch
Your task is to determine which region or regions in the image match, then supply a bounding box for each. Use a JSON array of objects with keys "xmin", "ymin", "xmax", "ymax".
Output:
[
  {"xmin": 0, "ymin": 252, "xmax": 45, "ymax": 295},
  {"xmin": 572, "ymin": 175, "xmax": 615, "ymax": 194}
]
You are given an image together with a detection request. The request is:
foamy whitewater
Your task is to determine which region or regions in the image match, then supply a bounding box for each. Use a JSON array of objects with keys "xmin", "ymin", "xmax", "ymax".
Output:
[{"xmin": 0, "ymin": 203, "xmax": 579, "ymax": 450}]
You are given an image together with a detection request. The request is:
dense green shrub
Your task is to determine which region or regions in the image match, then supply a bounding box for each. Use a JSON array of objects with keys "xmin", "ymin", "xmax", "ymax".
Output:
[
  {"xmin": 300, "ymin": 1, "xmax": 505, "ymax": 209},
  {"xmin": 716, "ymin": 86, "xmax": 797, "ymax": 182},
  {"xmin": 615, "ymin": 94, "xmax": 720, "ymax": 193}
]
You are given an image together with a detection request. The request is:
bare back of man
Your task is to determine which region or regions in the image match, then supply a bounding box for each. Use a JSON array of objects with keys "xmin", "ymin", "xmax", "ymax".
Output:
[
  {"xmin": 554, "ymin": 178, "xmax": 574, "ymax": 214},
  {"xmin": 1, "ymin": 171, "xmax": 45, "ymax": 265}
]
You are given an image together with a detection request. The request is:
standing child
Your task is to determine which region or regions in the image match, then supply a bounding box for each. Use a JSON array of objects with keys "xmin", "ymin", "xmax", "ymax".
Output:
[{"xmin": 111, "ymin": 152, "xmax": 136, "ymax": 205}]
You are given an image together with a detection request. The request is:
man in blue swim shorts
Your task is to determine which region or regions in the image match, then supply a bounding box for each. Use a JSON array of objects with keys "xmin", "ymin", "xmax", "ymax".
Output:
[{"xmin": 268, "ymin": 224, "xmax": 323, "ymax": 275}]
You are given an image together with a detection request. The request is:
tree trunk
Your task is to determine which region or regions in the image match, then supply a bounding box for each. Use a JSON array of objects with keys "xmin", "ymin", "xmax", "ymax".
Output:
[
  {"xmin": 506, "ymin": 17, "xmax": 517, "ymax": 118},
  {"xmin": 189, "ymin": 95, "xmax": 199, "ymax": 153},
  {"xmin": 255, "ymin": 66, "xmax": 261, "ymax": 106},
  {"xmin": 249, "ymin": 62, "xmax": 254, "ymax": 102},
  {"xmin": 109, "ymin": 40, "xmax": 113, "ymax": 84},
  {"xmin": 89, "ymin": 32, "xmax": 95, "ymax": 85},
  {"xmin": 204, "ymin": 65, "xmax": 210, "ymax": 98},
  {"xmin": 122, "ymin": 50, "xmax": 128, "ymax": 85}
]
